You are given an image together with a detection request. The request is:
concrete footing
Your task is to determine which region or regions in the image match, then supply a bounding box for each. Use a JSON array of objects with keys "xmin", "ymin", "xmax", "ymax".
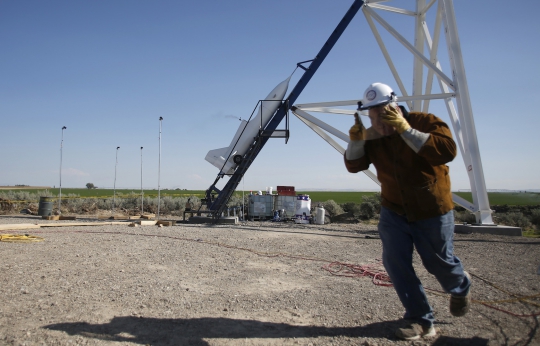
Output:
[
  {"xmin": 454, "ymin": 224, "xmax": 522, "ymax": 237},
  {"xmin": 187, "ymin": 216, "xmax": 238, "ymax": 225}
]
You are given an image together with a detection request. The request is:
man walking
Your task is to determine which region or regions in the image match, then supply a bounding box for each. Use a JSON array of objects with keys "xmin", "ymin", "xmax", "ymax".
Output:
[{"xmin": 344, "ymin": 83, "xmax": 471, "ymax": 340}]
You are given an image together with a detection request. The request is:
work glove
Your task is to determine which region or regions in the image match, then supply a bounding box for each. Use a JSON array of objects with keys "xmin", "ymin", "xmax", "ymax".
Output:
[
  {"xmin": 380, "ymin": 105, "xmax": 411, "ymax": 134},
  {"xmin": 349, "ymin": 112, "xmax": 366, "ymax": 141}
]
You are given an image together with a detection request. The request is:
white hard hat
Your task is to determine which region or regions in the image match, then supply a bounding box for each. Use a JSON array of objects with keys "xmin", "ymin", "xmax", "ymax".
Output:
[{"xmin": 358, "ymin": 83, "xmax": 397, "ymax": 110}]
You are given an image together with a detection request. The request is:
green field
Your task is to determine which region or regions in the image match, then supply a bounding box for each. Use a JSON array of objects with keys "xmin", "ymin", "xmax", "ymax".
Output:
[
  {"xmin": 1, "ymin": 188, "xmax": 539, "ymax": 206},
  {"xmin": 453, "ymin": 192, "xmax": 540, "ymax": 206},
  {"xmin": 296, "ymin": 191, "xmax": 539, "ymax": 205},
  {"xmin": 296, "ymin": 191, "xmax": 377, "ymax": 204}
]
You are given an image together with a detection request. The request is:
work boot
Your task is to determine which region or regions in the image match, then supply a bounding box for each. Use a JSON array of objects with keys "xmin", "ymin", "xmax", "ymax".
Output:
[
  {"xmin": 395, "ymin": 323, "xmax": 436, "ymax": 341},
  {"xmin": 450, "ymin": 271, "xmax": 471, "ymax": 317}
]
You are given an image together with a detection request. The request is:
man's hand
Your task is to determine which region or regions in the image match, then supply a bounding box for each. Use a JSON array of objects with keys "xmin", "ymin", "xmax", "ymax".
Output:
[
  {"xmin": 380, "ymin": 105, "xmax": 410, "ymax": 134},
  {"xmin": 349, "ymin": 112, "xmax": 366, "ymax": 141}
]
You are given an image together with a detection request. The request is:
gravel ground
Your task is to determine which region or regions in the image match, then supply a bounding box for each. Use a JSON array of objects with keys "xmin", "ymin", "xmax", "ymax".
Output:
[{"xmin": 1, "ymin": 214, "xmax": 539, "ymax": 346}]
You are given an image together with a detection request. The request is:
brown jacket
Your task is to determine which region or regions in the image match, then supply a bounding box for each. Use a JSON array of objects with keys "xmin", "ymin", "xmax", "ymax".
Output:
[{"xmin": 344, "ymin": 111, "xmax": 456, "ymax": 221}]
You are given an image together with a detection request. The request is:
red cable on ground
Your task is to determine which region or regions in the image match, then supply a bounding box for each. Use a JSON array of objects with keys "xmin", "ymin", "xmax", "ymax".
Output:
[
  {"xmin": 476, "ymin": 302, "xmax": 540, "ymax": 318},
  {"xmin": 321, "ymin": 260, "xmax": 393, "ymax": 287}
]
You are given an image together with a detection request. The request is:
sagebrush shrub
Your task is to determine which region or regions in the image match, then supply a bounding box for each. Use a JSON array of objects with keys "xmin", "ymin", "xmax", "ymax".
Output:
[
  {"xmin": 0, "ymin": 191, "xmax": 212, "ymax": 216},
  {"xmin": 359, "ymin": 193, "xmax": 381, "ymax": 220},
  {"xmin": 342, "ymin": 203, "xmax": 363, "ymax": 217},
  {"xmin": 529, "ymin": 209, "xmax": 540, "ymax": 228},
  {"xmin": 495, "ymin": 212, "xmax": 532, "ymax": 229},
  {"xmin": 322, "ymin": 200, "xmax": 344, "ymax": 216},
  {"xmin": 358, "ymin": 201, "xmax": 377, "ymax": 220},
  {"xmin": 228, "ymin": 195, "xmax": 249, "ymax": 208},
  {"xmin": 341, "ymin": 202, "xmax": 356, "ymax": 213},
  {"xmin": 454, "ymin": 211, "xmax": 477, "ymax": 224},
  {"xmin": 338, "ymin": 194, "xmax": 381, "ymax": 220}
]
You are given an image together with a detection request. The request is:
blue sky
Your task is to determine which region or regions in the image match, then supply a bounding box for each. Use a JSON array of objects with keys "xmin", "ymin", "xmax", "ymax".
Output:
[{"xmin": 1, "ymin": 0, "xmax": 539, "ymax": 192}]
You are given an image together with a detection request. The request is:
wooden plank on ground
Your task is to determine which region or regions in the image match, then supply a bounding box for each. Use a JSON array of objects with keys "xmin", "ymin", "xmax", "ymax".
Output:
[
  {"xmin": 141, "ymin": 214, "xmax": 155, "ymax": 219},
  {"xmin": 157, "ymin": 220, "xmax": 175, "ymax": 226},
  {"xmin": 138, "ymin": 220, "xmax": 158, "ymax": 226},
  {"xmin": 42, "ymin": 215, "xmax": 60, "ymax": 220},
  {"xmin": 59, "ymin": 216, "xmax": 76, "ymax": 220},
  {"xmin": 38, "ymin": 222, "xmax": 128, "ymax": 227},
  {"xmin": 0, "ymin": 224, "xmax": 41, "ymax": 231}
]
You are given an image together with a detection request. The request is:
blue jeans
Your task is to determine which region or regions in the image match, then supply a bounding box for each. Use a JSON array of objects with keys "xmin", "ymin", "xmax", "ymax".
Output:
[{"xmin": 378, "ymin": 206, "xmax": 471, "ymax": 327}]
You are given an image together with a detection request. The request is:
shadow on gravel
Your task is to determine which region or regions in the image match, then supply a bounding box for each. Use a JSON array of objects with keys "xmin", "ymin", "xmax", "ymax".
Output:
[
  {"xmin": 432, "ymin": 336, "xmax": 489, "ymax": 345},
  {"xmin": 45, "ymin": 316, "xmax": 488, "ymax": 345}
]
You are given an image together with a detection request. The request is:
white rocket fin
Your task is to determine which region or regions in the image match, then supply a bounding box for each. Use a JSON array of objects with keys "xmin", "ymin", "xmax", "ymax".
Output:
[{"xmin": 205, "ymin": 147, "xmax": 229, "ymax": 170}]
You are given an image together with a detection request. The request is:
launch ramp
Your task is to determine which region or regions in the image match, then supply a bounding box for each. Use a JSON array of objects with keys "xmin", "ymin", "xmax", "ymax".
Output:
[{"xmin": 202, "ymin": 0, "xmax": 366, "ymax": 221}]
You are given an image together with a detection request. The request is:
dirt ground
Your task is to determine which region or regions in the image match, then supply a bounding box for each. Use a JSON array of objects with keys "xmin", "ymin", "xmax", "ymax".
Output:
[{"xmin": 1, "ymin": 215, "xmax": 539, "ymax": 346}]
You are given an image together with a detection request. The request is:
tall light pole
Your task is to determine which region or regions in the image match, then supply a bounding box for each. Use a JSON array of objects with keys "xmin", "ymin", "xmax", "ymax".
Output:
[
  {"xmin": 113, "ymin": 146, "xmax": 120, "ymax": 214},
  {"xmin": 157, "ymin": 117, "xmax": 163, "ymax": 219},
  {"xmin": 140, "ymin": 146, "xmax": 144, "ymax": 216},
  {"xmin": 58, "ymin": 126, "xmax": 67, "ymax": 212}
]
